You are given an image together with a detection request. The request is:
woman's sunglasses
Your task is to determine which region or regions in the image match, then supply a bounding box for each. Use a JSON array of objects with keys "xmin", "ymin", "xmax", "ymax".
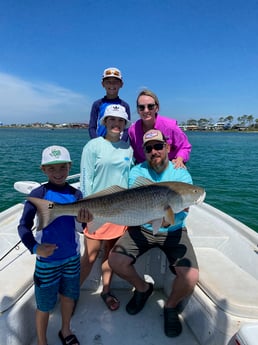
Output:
[
  {"xmin": 144, "ymin": 143, "xmax": 165, "ymax": 153},
  {"xmin": 137, "ymin": 103, "xmax": 156, "ymax": 111}
]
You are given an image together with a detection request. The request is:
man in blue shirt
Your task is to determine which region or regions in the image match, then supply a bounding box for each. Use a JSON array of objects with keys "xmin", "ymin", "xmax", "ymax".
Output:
[{"xmin": 108, "ymin": 129, "xmax": 199, "ymax": 337}]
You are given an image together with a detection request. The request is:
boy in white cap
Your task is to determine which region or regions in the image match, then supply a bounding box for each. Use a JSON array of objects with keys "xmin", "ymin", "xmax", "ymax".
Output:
[
  {"xmin": 18, "ymin": 145, "xmax": 86, "ymax": 345},
  {"xmin": 88, "ymin": 67, "xmax": 131, "ymax": 141},
  {"xmin": 80, "ymin": 104, "xmax": 134, "ymax": 310}
]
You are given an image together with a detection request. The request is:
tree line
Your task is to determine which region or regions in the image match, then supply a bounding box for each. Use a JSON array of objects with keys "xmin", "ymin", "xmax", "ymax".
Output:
[{"xmin": 180, "ymin": 114, "xmax": 258, "ymax": 129}]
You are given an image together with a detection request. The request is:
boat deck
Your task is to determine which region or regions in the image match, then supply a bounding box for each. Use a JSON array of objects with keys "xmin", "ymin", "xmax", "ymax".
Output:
[
  {"xmin": 2, "ymin": 199, "xmax": 258, "ymax": 345},
  {"xmin": 0, "ymin": 203, "xmax": 199, "ymax": 345},
  {"xmin": 31, "ymin": 287, "xmax": 200, "ymax": 345}
]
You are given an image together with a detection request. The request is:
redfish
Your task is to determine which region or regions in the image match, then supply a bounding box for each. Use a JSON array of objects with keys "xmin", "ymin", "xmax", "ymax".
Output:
[{"xmin": 28, "ymin": 179, "xmax": 205, "ymax": 234}]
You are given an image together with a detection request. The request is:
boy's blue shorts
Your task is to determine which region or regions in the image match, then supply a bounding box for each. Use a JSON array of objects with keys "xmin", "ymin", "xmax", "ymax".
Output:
[{"xmin": 34, "ymin": 254, "xmax": 80, "ymax": 312}]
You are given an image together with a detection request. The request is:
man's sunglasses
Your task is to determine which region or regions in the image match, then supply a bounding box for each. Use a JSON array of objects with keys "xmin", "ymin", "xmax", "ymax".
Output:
[
  {"xmin": 137, "ymin": 103, "xmax": 156, "ymax": 111},
  {"xmin": 144, "ymin": 143, "xmax": 165, "ymax": 153}
]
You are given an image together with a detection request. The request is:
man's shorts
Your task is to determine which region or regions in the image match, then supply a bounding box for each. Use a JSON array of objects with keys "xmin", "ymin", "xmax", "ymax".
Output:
[
  {"xmin": 34, "ymin": 254, "xmax": 80, "ymax": 312},
  {"xmin": 112, "ymin": 227, "xmax": 198, "ymax": 274}
]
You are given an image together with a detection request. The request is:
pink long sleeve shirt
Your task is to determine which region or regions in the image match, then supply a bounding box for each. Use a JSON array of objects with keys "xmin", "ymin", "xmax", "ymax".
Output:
[{"xmin": 128, "ymin": 114, "xmax": 192, "ymax": 164}]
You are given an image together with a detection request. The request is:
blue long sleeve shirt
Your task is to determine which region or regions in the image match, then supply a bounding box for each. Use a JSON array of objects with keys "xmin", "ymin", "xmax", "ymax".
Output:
[
  {"xmin": 88, "ymin": 96, "xmax": 131, "ymax": 141},
  {"xmin": 18, "ymin": 182, "xmax": 83, "ymax": 262}
]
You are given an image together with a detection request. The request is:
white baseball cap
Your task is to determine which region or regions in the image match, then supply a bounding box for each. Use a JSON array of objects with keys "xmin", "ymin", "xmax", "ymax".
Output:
[
  {"xmin": 41, "ymin": 146, "xmax": 72, "ymax": 165},
  {"xmin": 101, "ymin": 104, "xmax": 131, "ymax": 128},
  {"xmin": 102, "ymin": 67, "xmax": 122, "ymax": 80}
]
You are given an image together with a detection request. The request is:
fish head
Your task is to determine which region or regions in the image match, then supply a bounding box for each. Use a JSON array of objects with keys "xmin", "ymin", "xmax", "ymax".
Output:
[
  {"xmin": 196, "ymin": 189, "xmax": 206, "ymax": 204},
  {"xmin": 157, "ymin": 181, "xmax": 206, "ymax": 212}
]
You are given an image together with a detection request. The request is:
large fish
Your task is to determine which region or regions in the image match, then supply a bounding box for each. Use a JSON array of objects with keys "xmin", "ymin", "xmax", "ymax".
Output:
[{"xmin": 27, "ymin": 178, "xmax": 205, "ymax": 234}]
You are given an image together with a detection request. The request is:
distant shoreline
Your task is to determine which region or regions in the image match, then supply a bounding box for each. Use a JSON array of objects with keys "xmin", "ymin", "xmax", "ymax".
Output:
[
  {"xmin": 1, "ymin": 126, "xmax": 258, "ymax": 133},
  {"xmin": 0, "ymin": 126, "xmax": 88, "ymax": 130}
]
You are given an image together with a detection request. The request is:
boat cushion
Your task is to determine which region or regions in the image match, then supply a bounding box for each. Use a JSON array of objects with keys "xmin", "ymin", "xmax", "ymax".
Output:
[
  {"xmin": 196, "ymin": 248, "xmax": 258, "ymax": 318},
  {"xmin": 0, "ymin": 203, "xmax": 35, "ymax": 313},
  {"xmin": 0, "ymin": 247, "xmax": 35, "ymax": 313}
]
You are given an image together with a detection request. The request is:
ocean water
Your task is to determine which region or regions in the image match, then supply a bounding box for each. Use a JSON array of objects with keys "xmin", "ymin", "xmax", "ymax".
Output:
[{"xmin": 0, "ymin": 128, "xmax": 257, "ymax": 232}]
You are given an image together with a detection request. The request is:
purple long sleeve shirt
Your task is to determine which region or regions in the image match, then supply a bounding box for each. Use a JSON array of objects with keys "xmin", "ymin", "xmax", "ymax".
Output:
[{"xmin": 128, "ymin": 114, "xmax": 192, "ymax": 164}]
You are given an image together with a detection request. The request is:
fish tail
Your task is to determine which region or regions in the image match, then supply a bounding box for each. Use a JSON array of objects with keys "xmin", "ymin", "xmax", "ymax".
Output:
[{"xmin": 27, "ymin": 197, "xmax": 58, "ymax": 230}]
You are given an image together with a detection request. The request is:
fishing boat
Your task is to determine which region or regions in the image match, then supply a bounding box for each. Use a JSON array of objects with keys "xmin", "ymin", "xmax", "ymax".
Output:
[{"xmin": 1, "ymin": 174, "xmax": 258, "ymax": 345}]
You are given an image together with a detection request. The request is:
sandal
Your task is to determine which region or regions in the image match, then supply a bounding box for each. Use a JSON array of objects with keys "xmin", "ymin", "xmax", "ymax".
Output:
[
  {"xmin": 163, "ymin": 307, "xmax": 182, "ymax": 337},
  {"xmin": 58, "ymin": 330, "xmax": 80, "ymax": 345},
  {"xmin": 101, "ymin": 292, "xmax": 120, "ymax": 311},
  {"xmin": 126, "ymin": 283, "xmax": 153, "ymax": 315}
]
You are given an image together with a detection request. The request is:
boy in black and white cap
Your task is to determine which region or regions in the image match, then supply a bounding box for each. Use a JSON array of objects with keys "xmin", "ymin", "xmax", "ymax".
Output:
[{"xmin": 18, "ymin": 145, "xmax": 88, "ymax": 345}]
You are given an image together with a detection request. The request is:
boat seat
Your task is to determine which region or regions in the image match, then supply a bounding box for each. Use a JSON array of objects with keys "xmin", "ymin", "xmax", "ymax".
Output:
[
  {"xmin": 196, "ymin": 247, "xmax": 258, "ymax": 318},
  {"xmin": 0, "ymin": 204, "xmax": 35, "ymax": 313},
  {"xmin": 0, "ymin": 246, "xmax": 35, "ymax": 313}
]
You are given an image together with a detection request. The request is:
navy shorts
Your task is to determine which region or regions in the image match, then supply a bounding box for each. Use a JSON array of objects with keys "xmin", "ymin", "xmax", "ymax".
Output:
[
  {"xmin": 34, "ymin": 254, "xmax": 80, "ymax": 312},
  {"xmin": 112, "ymin": 227, "xmax": 198, "ymax": 273}
]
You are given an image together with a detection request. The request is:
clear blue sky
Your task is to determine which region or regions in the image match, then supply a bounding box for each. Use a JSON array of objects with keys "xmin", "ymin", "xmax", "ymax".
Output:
[{"xmin": 0, "ymin": 0, "xmax": 257, "ymax": 125}]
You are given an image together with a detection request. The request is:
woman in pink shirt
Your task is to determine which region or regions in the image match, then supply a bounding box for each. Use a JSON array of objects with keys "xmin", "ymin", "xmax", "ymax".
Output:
[{"xmin": 128, "ymin": 90, "xmax": 191, "ymax": 168}]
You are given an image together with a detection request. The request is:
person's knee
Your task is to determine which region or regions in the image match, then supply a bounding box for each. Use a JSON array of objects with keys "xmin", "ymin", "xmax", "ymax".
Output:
[
  {"xmin": 81, "ymin": 252, "xmax": 98, "ymax": 266},
  {"xmin": 175, "ymin": 267, "xmax": 199, "ymax": 287},
  {"xmin": 108, "ymin": 252, "xmax": 120, "ymax": 269},
  {"xmin": 108, "ymin": 252, "xmax": 131, "ymax": 271},
  {"xmin": 193, "ymin": 268, "xmax": 199, "ymax": 282},
  {"xmin": 188, "ymin": 268, "xmax": 199, "ymax": 288}
]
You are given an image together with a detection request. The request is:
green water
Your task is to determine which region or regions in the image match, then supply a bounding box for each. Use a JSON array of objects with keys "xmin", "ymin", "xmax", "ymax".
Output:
[{"xmin": 0, "ymin": 128, "xmax": 257, "ymax": 232}]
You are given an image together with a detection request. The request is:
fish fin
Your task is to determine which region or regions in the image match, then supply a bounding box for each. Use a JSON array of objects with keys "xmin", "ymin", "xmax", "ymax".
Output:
[
  {"xmin": 130, "ymin": 176, "xmax": 154, "ymax": 188},
  {"xmin": 27, "ymin": 197, "xmax": 57, "ymax": 230},
  {"xmin": 84, "ymin": 185, "xmax": 126, "ymax": 199},
  {"xmin": 164, "ymin": 206, "xmax": 175, "ymax": 225},
  {"xmin": 151, "ymin": 219, "xmax": 164, "ymax": 235},
  {"xmin": 154, "ymin": 181, "xmax": 187, "ymax": 187},
  {"xmin": 151, "ymin": 207, "xmax": 175, "ymax": 234}
]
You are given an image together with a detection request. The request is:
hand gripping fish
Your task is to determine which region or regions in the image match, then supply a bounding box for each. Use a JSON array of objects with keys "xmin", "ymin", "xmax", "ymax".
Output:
[{"xmin": 27, "ymin": 179, "xmax": 205, "ymax": 234}]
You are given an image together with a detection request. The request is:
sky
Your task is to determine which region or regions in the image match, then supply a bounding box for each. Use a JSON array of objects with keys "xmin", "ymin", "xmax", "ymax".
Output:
[{"xmin": 0, "ymin": 0, "xmax": 258, "ymax": 125}]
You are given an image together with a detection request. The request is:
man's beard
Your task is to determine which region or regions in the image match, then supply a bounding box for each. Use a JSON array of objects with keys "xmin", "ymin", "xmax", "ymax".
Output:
[{"xmin": 149, "ymin": 155, "xmax": 167, "ymax": 172}]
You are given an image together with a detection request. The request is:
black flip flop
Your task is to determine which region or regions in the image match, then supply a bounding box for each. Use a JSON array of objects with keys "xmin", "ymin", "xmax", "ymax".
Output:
[{"xmin": 58, "ymin": 330, "xmax": 80, "ymax": 345}]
